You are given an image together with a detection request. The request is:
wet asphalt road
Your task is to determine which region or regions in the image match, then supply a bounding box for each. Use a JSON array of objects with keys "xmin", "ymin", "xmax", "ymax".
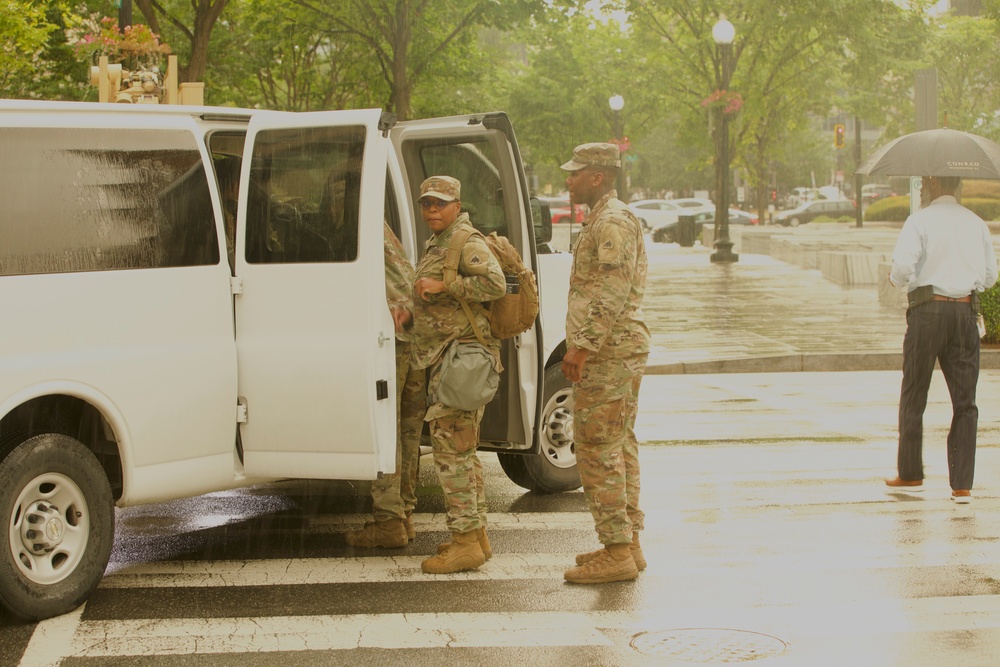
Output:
[{"xmin": 5, "ymin": 370, "xmax": 1000, "ymax": 666}]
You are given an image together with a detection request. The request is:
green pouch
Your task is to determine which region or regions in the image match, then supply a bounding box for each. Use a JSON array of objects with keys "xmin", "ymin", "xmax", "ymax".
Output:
[{"xmin": 432, "ymin": 341, "xmax": 499, "ymax": 411}]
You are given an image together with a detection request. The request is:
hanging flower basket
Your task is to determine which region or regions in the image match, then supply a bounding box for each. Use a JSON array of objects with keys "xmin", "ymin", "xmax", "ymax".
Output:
[
  {"xmin": 71, "ymin": 16, "xmax": 171, "ymax": 71},
  {"xmin": 701, "ymin": 89, "xmax": 743, "ymax": 116}
]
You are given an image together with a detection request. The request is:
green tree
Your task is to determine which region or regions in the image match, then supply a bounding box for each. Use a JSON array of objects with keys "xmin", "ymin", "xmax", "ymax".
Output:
[
  {"xmin": 626, "ymin": 0, "xmax": 918, "ymax": 221},
  {"xmin": 287, "ymin": 0, "xmax": 545, "ymax": 120},
  {"xmin": 0, "ymin": 0, "xmax": 57, "ymax": 98},
  {"xmin": 502, "ymin": 2, "xmax": 665, "ymax": 194},
  {"xmin": 924, "ymin": 13, "xmax": 1000, "ymax": 140},
  {"xmin": 132, "ymin": 0, "xmax": 229, "ymax": 84},
  {"xmin": 206, "ymin": 0, "xmax": 386, "ymax": 110}
]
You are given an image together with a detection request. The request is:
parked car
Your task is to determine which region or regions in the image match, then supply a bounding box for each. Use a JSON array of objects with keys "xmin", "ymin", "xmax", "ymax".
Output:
[
  {"xmin": 668, "ymin": 197, "xmax": 715, "ymax": 215},
  {"xmin": 774, "ymin": 199, "xmax": 857, "ymax": 226},
  {"xmin": 785, "ymin": 187, "xmax": 819, "ymax": 208},
  {"xmin": 727, "ymin": 209, "xmax": 759, "ymax": 226},
  {"xmin": 538, "ymin": 196, "xmax": 586, "ymax": 224},
  {"xmin": 861, "ymin": 183, "xmax": 895, "ymax": 207},
  {"xmin": 628, "ymin": 199, "xmax": 685, "ymax": 231}
]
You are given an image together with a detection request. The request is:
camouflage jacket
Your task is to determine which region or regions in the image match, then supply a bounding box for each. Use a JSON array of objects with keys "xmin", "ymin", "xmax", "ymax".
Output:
[
  {"xmin": 566, "ymin": 190, "xmax": 650, "ymax": 357},
  {"xmin": 410, "ymin": 213, "xmax": 506, "ymax": 370},
  {"xmin": 383, "ymin": 221, "xmax": 415, "ymax": 342}
]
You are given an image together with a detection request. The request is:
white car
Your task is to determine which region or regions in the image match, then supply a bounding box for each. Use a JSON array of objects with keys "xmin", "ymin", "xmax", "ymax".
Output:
[
  {"xmin": 668, "ymin": 197, "xmax": 715, "ymax": 215},
  {"xmin": 0, "ymin": 99, "xmax": 578, "ymax": 621},
  {"xmin": 628, "ymin": 199, "xmax": 684, "ymax": 231}
]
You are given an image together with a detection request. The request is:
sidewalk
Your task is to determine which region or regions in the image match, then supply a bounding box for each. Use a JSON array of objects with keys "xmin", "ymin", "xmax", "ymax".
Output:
[{"xmin": 633, "ymin": 223, "xmax": 1000, "ymax": 374}]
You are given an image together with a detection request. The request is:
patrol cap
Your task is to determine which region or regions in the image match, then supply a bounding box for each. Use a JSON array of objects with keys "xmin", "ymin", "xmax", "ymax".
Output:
[
  {"xmin": 560, "ymin": 143, "xmax": 621, "ymax": 171},
  {"xmin": 419, "ymin": 175, "xmax": 461, "ymax": 202}
]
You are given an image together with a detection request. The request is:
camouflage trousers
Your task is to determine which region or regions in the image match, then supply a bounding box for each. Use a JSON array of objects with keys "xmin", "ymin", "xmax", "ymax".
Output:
[
  {"xmin": 370, "ymin": 341, "xmax": 424, "ymax": 521},
  {"xmin": 423, "ymin": 358, "xmax": 487, "ymax": 535},
  {"xmin": 573, "ymin": 352, "xmax": 647, "ymax": 546}
]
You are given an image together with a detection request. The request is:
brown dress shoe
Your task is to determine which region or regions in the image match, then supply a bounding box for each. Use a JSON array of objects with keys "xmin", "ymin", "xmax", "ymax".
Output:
[{"xmin": 885, "ymin": 477, "xmax": 923, "ymax": 491}]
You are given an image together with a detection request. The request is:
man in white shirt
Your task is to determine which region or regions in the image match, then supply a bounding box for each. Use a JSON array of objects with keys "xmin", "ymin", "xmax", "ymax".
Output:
[{"xmin": 886, "ymin": 175, "xmax": 998, "ymax": 503}]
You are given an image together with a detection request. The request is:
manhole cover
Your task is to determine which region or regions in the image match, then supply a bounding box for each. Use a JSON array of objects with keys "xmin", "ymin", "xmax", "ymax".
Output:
[{"xmin": 630, "ymin": 628, "xmax": 787, "ymax": 663}]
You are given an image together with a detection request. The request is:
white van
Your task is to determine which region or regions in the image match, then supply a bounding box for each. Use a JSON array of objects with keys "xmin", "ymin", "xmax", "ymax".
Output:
[{"xmin": 0, "ymin": 100, "xmax": 577, "ymax": 621}]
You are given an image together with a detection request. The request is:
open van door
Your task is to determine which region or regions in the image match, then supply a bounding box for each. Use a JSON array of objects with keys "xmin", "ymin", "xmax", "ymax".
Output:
[
  {"xmin": 391, "ymin": 113, "xmax": 581, "ymax": 494},
  {"xmin": 235, "ymin": 110, "xmax": 396, "ymax": 480},
  {"xmin": 390, "ymin": 114, "xmax": 543, "ymax": 452}
]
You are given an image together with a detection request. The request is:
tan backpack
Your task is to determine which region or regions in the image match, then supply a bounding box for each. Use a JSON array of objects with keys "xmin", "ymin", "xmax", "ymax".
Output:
[{"xmin": 442, "ymin": 227, "xmax": 539, "ymax": 341}]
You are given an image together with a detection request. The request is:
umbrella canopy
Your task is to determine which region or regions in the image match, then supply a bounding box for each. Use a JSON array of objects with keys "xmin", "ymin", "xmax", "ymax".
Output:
[{"xmin": 856, "ymin": 128, "xmax": 1000, "ymax": 180}]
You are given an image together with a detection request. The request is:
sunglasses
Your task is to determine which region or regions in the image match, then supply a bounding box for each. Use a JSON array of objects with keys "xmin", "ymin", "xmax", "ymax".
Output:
[{"xmin": 419, "ymin": 198, "xmax": 455, "ymax": 210}]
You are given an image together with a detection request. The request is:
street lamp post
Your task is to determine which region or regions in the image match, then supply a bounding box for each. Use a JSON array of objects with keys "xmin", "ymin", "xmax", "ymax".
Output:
[
  {"xmin": 710, "ymin": 17, "xmax": 738, "ymax": 263},
  {"xmin": 609, "ymin": 94, "xmax": 627, "ymax": 199}
]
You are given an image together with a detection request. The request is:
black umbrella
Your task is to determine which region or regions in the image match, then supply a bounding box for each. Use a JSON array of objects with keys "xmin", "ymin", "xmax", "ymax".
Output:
[{"xmin": 856, "ymin": 128, "xmax": 1000, "ymax": 180}]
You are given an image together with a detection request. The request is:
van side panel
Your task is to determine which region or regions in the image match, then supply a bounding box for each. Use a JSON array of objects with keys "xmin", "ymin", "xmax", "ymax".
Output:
[{"xmin": 0, "ymin": 119, "xmax": 240, "ymax": 505}]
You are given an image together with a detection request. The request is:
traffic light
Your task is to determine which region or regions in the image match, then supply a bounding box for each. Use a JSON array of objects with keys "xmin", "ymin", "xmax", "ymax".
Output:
[
  {"xmin": 770, "ymin": 188, "xmax": 777, "ymax": 202},
  {"xmin": 834, "ymin": 123, "xmax": 845, "ymax": 149}
]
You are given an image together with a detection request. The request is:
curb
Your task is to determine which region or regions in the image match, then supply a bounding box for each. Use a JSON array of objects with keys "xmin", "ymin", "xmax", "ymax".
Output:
[{"xmin": 646, "ymin": 349, "xmax": 1000, "ymax": 375}]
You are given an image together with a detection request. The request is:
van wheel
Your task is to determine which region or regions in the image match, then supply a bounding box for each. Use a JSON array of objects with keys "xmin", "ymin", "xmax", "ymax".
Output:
[
  {"xmin": 497, "ymin": 365, "xmax": 581, "ymax": 493},
  {"xmin": 789, "ymin": 217, "xmax": 801, "ymax": 227},
  {"xmin": 0, "ymin": 434, "xmax": 114, "ymax": 621}
]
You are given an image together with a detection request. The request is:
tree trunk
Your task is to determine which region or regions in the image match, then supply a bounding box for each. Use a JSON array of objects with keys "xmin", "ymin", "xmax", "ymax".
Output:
[
  {"xmin": 133, "ymin": 0, "xmax": 229, "ymax": 84},
  {"xmin": 388, "ymin": 2, "xmax": 413, "ymax": 120}
]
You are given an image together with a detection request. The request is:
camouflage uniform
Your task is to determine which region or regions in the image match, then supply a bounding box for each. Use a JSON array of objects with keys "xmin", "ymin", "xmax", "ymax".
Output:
[
  {"xmin": 564, "ymin": 146, "xmax": 650, "ymax": 549},
  {"xmin": 411, "ymin": 200, "xmax": 505, "ymax": 535},
  {"xmin": 367, "ymin": 222, "xmax": 422, "ymax": 522}
]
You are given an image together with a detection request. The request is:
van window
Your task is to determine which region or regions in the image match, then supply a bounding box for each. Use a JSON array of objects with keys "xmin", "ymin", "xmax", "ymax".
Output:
[
  {"xmin": 245, "ymin": 125, "xmax": 365, "ymax": 264},
  {"xmin": 419, "ymin": 141, "xmax": 508, "ymax": 239},
  {"xmin": 0, "ymin": 128, "xmax": 219, "ymax": 276}
]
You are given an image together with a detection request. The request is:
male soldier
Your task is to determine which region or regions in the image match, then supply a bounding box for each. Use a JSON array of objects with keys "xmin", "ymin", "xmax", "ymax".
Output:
[
  {"xmin": 560, "ymin": 143, "xmax": 650, "ymax": 584},
  {"xmin": 344, "ymin": 222, "xmax": 423, "ymax": 547},
  {"xmin": 409, "ymin": 175, "xmax": 506, "ymax": 574}
]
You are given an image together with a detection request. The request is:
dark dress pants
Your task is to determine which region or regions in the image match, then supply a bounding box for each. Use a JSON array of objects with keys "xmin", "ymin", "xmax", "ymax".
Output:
[{"xmin": 898, "ymin": 301, "xmax": 980, "ymax": 490}]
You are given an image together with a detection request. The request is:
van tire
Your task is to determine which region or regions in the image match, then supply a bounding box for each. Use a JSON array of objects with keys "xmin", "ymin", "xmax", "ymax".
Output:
[
  {"xmin": 497, "ymin": 365, "xmax": 581, "ymax": 494},
  {"xmin": 0, "ymin": 434, "xmax": 114, "ymax": 621}
]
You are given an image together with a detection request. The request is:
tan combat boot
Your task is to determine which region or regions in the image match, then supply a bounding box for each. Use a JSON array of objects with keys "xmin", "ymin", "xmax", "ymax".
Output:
[
  {"xmin": 422, "ymin": 530, "xmax": 486, "ymax": 574},
  {"xmin": 437, "ymin": 527, "xmax": 492, "ymax": 561},
  {"xmin": 575, "ymin": 532, "xmax": 645, "ymax": 571},
  {"xmin": 404, "ymin": 512, "xmax": 415, "ymax": 542},
  {"xmin": 564, "ymin": 544, "xmax": 638, "ymax": 584},
  {"xmin": 344, "ymin": 518, "xmax": 408, "ymax": 548}
]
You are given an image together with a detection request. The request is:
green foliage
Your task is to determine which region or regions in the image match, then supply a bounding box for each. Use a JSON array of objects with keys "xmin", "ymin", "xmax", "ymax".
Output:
[
  {"xmin": 810, "ymin": 216, "xmax": 856, "ymax": 223},
  {"xmin": 0, "ymin": 0, "xmax": 57, "ymax": 98},
  {"xmin": 204, "ymin": 0, "xmax": 386, "ymax": 110},
  {"xmin": 963, "ymin": 198, "xmax": 1000, "ymax": 222},
  {"xmin": 963, "ymin": 180, "xmax": 1000, "ymax": 200},
  {"xmin": 923, "ymin": 15, "xmax": 1000, "ymax": 142},
  {"xmin": 864, "ymin": 195, "xmax": 1000, "ymax": 222},
  {"xmin": 982, "ymin": 282, "xmax": 1000, "ymax": 345},
  {"xmin": 864, "ymin": 195, "xmax": 910, "ymax": 222}
]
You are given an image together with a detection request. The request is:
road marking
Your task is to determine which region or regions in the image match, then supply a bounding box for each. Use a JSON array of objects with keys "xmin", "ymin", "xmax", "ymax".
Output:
[
  {"xmin": 24, "ymin": 596, "xmax": 1000, "ymax": 660},
  {"xmin": 100, "ymin": 534, "xmax": 1000, "ymax": 590},
  {"xmin": 102, "ymin": 553, "xmax": 573, "ymax": 588},
  {"xmin": 18, "ymin": 604, "xmax": 84, "ymax": 667},
  {"xmin": 307, "ymin": 511, "xmax": 597, "ymax": 531}
]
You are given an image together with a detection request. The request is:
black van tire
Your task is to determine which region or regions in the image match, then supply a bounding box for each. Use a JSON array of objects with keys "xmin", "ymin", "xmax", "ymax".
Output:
[
  {"xmin": 497, "ymin": 365, "xmax": 581, "ymax": 493},
  {"xmin": 0, "ymin": 434, "xmax": 114, "ymax": 621}
]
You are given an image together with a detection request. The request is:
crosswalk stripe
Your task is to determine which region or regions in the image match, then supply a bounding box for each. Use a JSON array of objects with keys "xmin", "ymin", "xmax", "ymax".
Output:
[
  {"xmin": 100, "ymin": 536, "xmax": 1000, "ymax": 589},
  {"xmin": 306, "ymin": 511, "xmax": 597, "ymax": 530},
  {"xmin": 102, "ymin": 554, "xmax": 572, "ymax": 588},
  {"xmin": 22, "ymin": 596, "xmax": 1000, "ymax": 660}
]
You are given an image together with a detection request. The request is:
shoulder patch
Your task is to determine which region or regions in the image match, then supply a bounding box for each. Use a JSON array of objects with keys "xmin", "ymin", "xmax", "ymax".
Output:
[
  {"xmin": 597, "ymin": 224, "xmax": 625, "ymax": 264},
  {"xmin": 461, "ymin": 239, "xmax": 491, "ymax": 275}
]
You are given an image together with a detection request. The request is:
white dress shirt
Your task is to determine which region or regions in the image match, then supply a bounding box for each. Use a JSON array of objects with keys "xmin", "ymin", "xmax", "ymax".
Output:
[{"xmin": 890, "ymin": 195, "xmax": 998, "ymax": 297}]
